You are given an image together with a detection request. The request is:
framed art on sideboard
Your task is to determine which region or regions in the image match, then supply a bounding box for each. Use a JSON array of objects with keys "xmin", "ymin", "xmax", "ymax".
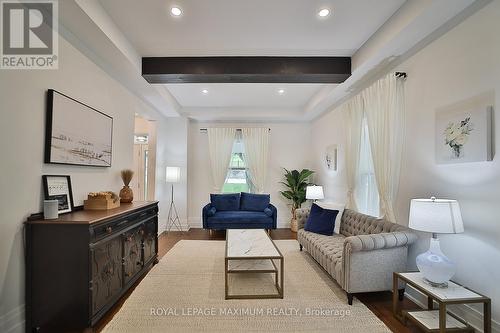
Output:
[{"xmin": 42, "ymin": 175, "xmax": 74, "ymax": 214}]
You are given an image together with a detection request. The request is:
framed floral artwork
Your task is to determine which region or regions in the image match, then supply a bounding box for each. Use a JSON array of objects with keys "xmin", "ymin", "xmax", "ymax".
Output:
[
  {"xmin": 325, "ymin": 144, "xmax": 338, "ymax": 171},
  {"xmin": 435, "ymin": 106, "xmax": 493, "ymax": 164}
]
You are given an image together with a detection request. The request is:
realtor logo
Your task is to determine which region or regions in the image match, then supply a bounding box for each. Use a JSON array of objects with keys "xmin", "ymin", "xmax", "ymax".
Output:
[{"xmin": 1, "ymin": 0, "xmax": 58, "ymax": 69}]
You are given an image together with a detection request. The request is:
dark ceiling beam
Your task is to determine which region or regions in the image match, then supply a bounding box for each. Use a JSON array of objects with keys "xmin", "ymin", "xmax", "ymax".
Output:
[{"xmin": 142, "ymin": 56, "xmax": 351, "ymax": 84}]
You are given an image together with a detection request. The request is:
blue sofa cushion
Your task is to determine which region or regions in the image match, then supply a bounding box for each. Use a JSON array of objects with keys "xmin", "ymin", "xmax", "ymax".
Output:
[
  {"xmin": 240, "ymin": 192, "xmax": 270, "ymax": 212},
  {"xmin": 210, "ymin": 193, "xmax": 240, "ymax": 211},
  {"xmin": 304, "ymin": 203, "xmax": 339, "ymax": 236},
  {"xmin": 264, "ymin": 207, "xmax": 273, "ymax": 217},
  {"xmin": 207, "ymin": 206, "xmax": 217, "ymax": 216},
  {"xmin": 208, "ymin": 211, "xmax": 272, "ymax": 225}
]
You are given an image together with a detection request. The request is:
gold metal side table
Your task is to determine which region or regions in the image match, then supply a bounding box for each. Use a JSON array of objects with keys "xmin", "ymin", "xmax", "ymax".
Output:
[{"xmin": 393, "ymin": 272, "xmax": 491, "ymax": 333}]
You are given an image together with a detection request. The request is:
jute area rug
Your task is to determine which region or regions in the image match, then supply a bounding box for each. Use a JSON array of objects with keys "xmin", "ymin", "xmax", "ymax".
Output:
[{"xmin": 103, "ymin": 240, "xmax": 390, "ymax": 332}]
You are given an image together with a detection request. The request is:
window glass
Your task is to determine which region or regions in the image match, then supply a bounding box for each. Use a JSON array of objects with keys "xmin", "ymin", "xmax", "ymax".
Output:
[
  {"xmin": 222, "ymin": 136, "xmax": 251, "ymax": 193},
  {"xmin": 356, "ymin": 117, "xmax": 380, "ymax": 217}
]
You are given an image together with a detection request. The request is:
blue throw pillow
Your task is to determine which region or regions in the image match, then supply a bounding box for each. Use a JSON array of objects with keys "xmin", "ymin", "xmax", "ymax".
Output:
[
  {"xmin": 304, "ymin": 203, "xmax": 339, "ymax": 236},
  {"xmin": 240, "ymin": 192, "xmax": 270, "ymax": 211},
  {"xmin": 264, "ymin": 207, "xmax": 273, "ymax": 217},
  {"xmin": 207, "ymin": 206, "xmax": 217, "ymax": 216},
  {"xmin": 210, "ymin": 193, "xmax": 240, "ymax": 211}
]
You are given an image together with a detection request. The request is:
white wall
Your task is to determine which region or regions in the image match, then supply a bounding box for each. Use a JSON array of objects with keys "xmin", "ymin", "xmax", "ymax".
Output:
[
  {"xmin": 310, "ymin": 108, "xmax": 348, "ymax": 204},
  {"xmin": 0, "ymin": 36, "xmax": 172, "ymax": 332},
  {"xmin": 394, "ymin": 1, "xmax": 500, "ymax": 327},
  {"xmin": 187, "ymin": 121, "xmax": 312, "ymax": 228},
  {"xmin": 310, "ymin": 1, "xmax": 500, "ymax": 328},
  {"xmin": 155, "ymin": 117, "xmax": 189, "ymax": 231}
]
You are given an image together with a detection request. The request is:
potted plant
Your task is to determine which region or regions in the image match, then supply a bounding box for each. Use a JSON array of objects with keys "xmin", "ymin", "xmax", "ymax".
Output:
[{"xmin": 279, "ymin": 168, "xmax": 314, "ymax": 232}]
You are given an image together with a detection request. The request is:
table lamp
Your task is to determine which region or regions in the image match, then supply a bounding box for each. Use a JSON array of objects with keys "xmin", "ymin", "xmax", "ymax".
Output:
[
  {"xmin": 306, "ymin": 185, "xmax": 324, "ymax": 202},
  {"xmin": 166, "ymin": 166, "xmax": 182, "ymax": 232},
  {"xmin": 409, "ymin": 196, "xmax": 464, "ymax": 288}
]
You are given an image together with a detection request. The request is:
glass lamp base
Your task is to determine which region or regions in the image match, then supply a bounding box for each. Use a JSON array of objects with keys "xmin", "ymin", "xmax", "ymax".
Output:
[{"xmin": 416, "ymin": 237, "xmax": 456, "ymax": 287}]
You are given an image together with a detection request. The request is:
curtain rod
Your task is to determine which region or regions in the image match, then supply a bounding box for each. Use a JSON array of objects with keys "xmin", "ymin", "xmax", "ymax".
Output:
[
  {"xmin": 395, "ymin": 72, "xmax": 407, "ymax": 78},
  {"xmin": 199, "ymin": 128, "xmax": 271, "ymax": 133}
]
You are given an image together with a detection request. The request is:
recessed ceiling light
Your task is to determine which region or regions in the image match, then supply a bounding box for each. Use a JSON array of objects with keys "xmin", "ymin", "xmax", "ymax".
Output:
[
  {"xmin": 318, "ymin": 8, "xmax": 330, "ymax": 18},
  {"xmin": 278, "ymin": 89, "xmax": 285, "ymax": 95},
  {"xmin": 202, "ymin": 89, "xmax": 209, "ymax": 95},
  {"xmin": 171, "ymin": 7, "xmax": 182, "ymax": 16}
]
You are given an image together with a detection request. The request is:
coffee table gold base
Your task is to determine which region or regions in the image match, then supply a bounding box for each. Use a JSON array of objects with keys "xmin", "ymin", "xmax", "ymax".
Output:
[
  {"xmin": 224, "ymin": 257, "xmax": 284, "ymax": 300},
  {"xmin": 224, "ymin": 229, "xmax": 284, "ymax": 300}
]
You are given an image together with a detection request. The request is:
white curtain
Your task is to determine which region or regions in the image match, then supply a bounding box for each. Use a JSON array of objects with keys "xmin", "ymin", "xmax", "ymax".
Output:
[
  {"xmin": 207, "ymin": 128, "xmax": 236, "ymax": 192},
  {"xmin": 242, "ymin": 128, "xmax": 270, "ymax": 193},
  {"xmin": 362, "ymin": 73, "xmax": 405, "ymax": 222},
  {"xmin": 344, "ymin": 95, "xmax": 364, "ymax": 210}
]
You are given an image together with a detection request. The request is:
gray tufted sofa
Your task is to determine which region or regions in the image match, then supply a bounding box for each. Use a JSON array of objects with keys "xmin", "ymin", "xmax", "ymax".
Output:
[{"xmin": 296, "ymin": 208, "xmax": 416, "ymax": 305}]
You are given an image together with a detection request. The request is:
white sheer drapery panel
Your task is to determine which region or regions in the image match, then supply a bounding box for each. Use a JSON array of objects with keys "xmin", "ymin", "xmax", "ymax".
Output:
[
  {"xmin": 207, "ymin": 128, "xmax": 237, "ymax": 192},
  {"xmin": 362, "ymin": 73, "xmax": 405, "ymax": 222},
  {"xmin": 344, "ymin": 95, "xmax": 364, "ymax": 211},
  {"xmin": 241, "ymin": 128, "xmax": 270, "ymax": 194}
]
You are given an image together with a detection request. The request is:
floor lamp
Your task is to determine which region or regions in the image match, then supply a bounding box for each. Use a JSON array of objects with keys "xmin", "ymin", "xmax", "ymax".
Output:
[{"xmin": 166, "ymin": 166, "xmax": 182, "ymax": 232}]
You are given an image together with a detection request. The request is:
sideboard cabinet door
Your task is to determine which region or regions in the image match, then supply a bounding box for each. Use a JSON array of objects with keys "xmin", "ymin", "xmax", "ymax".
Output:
[
  {"xmin": 90, "ymin": 236, "xmax": 123, "ymax": 316},
  {"xmin": 123, "ymin": 225, "xmax": 143, "ymax": 284},
  {"xmin": 143, "ymin": 217, "xmax": 157, "ymax": 264}
]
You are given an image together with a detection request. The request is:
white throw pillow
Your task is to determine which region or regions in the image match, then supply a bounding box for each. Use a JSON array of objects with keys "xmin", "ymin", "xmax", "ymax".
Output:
[{"xmin": 315, "ymin": 201, "xmax": 345, "ymax": 234}]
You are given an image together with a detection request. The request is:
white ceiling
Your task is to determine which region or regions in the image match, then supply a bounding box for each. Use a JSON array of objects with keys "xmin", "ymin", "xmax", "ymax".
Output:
[
  {"xmin": 82, "ymin": 0, "xmax": 484, "ymax": 121},
  {"xmin": 98, "ymin": 0, "xmax": 403, "ymax": 118},
  {"xmin": 164, "ymin": 83, "xmax": 332, "ymax": 108},
  {"xmin": 99, "ymin": 0, "xmax": 405, "ymax": 57}
]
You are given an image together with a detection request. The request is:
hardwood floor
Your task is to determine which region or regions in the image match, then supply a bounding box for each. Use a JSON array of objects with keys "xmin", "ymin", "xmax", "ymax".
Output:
[{"xmin": 95, "ymin": 228, "xmax": 422, "ymax": 333}]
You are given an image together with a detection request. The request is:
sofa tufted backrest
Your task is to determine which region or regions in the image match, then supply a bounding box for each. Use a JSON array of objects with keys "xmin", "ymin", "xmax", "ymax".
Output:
[{"xmin": 339, "ymin": 209, "xmax": 408, "ymax": 237}]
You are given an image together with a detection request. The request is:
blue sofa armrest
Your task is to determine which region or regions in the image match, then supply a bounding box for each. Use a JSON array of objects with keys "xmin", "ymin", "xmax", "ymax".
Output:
[
  {"xmin": 202, "ymin": 203, "xmax": 213, "ymax": 229},
  {"xmin": 269, "ymin": 204, "xmax": 277, "ymax": 229}
]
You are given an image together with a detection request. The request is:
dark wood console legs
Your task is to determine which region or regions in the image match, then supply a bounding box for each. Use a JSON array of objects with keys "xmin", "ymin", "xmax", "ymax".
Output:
[{"xmin": 347, "ymin": 292, "xmax": 353, "ymax": 305}]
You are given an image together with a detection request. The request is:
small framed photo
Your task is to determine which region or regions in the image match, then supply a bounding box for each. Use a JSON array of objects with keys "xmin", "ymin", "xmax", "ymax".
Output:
[{"xmin": 42, "ymin": 175, "xmax": 75, "ymax": 214}]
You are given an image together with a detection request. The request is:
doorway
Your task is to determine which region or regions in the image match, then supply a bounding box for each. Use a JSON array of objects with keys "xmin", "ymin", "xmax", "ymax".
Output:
[{"xmin": 133, "ymin": 116, "xmax": 157, "ymax": 201}]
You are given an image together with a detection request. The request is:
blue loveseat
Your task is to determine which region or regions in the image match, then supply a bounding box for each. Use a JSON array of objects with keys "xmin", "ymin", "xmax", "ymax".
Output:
[{"xmin": 202, "ymin": 192, "xmax": 277, "ymax": 230}]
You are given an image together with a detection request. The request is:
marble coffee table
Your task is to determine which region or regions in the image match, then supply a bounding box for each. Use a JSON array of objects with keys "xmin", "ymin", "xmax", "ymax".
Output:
[{"xmin": 225, "ymin": 229, "xmax": 284, "ymax": 299}]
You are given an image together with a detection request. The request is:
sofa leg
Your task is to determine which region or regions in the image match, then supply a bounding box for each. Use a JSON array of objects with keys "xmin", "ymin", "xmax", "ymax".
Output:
[
  {"xmin": 398, "ymin": 288, "xmax": 405, "ymax": 301},
  {"xmin": 299, "ymin": 244, "xmax": 303, "ymax": 251},
  {"xmin": 347, "ymin": 292, "xmax": 354, "ymax": 305}
]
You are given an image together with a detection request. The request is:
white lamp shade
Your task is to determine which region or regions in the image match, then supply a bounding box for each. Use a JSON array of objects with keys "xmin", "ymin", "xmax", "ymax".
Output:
[
  {"xmin": 306, "ymin": 186, "xmax": 324, "ymax": 200},
  {"xmin": 409, "ymin": 198, "xmax": 464, "ymax": 234},
  {"xmin": 166, "ymin": 166, "xmax": 181, "ymax": 183}
]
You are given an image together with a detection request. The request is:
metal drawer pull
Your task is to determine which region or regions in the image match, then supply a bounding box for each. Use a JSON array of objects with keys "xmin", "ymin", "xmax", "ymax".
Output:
[{"xmin": 105, "ymin": 226, "xmax": 112, "ymax": 233}]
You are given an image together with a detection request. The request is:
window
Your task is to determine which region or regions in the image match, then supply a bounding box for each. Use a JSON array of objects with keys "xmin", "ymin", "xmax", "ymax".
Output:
[
  {"xmin": 356, "ymin": 116, "xmax": 380, "ymax": 217},
  {"xmin": 222, "ymin": 137, "xmax": 252, "ymax": 193}
]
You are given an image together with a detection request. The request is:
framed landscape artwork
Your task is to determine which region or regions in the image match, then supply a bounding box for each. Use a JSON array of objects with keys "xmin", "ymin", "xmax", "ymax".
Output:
[
  {"xmin": 435, "ymin": 106, "xmax": 493, "ymax": 164},
  {"xmin": 45, "ymin": 89, "xmax": 113, "ymax": 167}
]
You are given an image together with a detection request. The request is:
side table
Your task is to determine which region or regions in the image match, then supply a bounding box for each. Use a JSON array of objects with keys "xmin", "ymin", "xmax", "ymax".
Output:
[{"xmin": 393, "ymin": 272, "xmax": 491, "ymax": 333}]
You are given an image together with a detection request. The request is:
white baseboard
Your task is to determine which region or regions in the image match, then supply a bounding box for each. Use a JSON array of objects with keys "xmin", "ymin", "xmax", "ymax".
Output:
[
  {"xmin": 0, "ymin": 304, "xmax": 25, "ymax": 333},
  {"xmin": 405, "ymin": 286, "xmax": 499, "ymax": 333}
]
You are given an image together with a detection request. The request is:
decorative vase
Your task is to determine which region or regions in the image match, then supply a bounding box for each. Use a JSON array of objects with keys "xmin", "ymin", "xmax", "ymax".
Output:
[
  {"xmin": 451, "ymin": 145, "xmax": 462, "ymax": 159},
  {"xmin": 119, "ymin": 185, "xmax": 133, "ymax": 203},
  {"xmin": 290, "ymin": 219, "xmax": 298, "ymax": 232}
]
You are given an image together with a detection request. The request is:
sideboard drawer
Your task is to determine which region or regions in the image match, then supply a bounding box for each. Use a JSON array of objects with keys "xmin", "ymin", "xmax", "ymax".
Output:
[{"xmin": 91, "ymin": 206, "xmax": 158, "ymax": 242}]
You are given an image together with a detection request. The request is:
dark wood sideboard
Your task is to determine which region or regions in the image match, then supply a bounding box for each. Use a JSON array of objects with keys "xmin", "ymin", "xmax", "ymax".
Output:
[{"xmin": 25, "ymin": 201, "xmax": 159, "ymax": 332}]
